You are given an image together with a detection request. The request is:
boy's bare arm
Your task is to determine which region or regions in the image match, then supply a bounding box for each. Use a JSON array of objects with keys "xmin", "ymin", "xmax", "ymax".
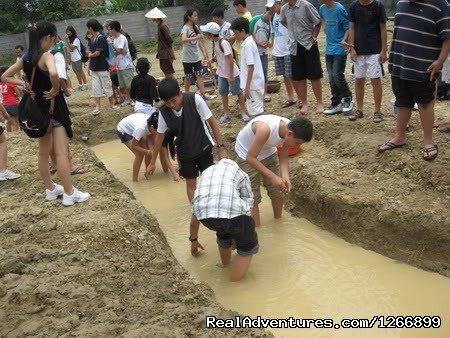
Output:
[
  {"xmin": 130, "ymin": 138, "xmax": 151, "ymax": 156},
  {"xmin": 278, "ymin": 145, "xmax": 291, "ymax": 192},
  {"xmin": 244, "ymin": 64, "xmax": 254, "ymax": 99},
  {"xmin": 146, "ymin": 132, "xmax": 165, "ymax": 177},
  {"xmin": 207, "ymin": 116, "xmax": 228, "ymax": 159},
  {"xmin": 379, "ymin": 22, "xmax": 388, "ymax": 63}
]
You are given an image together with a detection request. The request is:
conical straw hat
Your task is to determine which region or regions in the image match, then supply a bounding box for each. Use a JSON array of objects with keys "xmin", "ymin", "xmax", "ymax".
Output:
[{"xmin": 145, "ymin": 7, "xmax": 167, "ymax": 19}]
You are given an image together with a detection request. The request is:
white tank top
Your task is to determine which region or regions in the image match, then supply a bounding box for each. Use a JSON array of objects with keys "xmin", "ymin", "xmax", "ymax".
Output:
[{"xmin": 235, "ymin": 115, "xmax": 291, "ymax": 161}]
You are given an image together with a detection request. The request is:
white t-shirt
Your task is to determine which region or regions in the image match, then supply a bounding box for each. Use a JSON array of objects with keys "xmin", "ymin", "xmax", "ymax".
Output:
[
  {"xmin": 215, "ymin": 39, "xmax": 240, "ymax": 79},
  {"xmin": 52, "ymin": 51, "xmax": 67, "ymax": 80},
  {"xmin": 70, "ymin": 38, "xmax": 82, "ymax": 62},
  {"xmin": 219, "ymin": 21, "xmax": 233, "ymax": 40},
  {"xmin": 157, "ymin": 94, "xmax": 215, "ymax": 146},
  {"xmin": 235, "ymin": 114, "xmax": 291, "ymax": 161},
  {"xmin": 117, "ymin": 113, "xmax": 150, "ymax": 141},
  {"xmin": 272, "ymin": 13, "xmax": 291, "ymax": 57},
  {"xmin": 239, "ymin": 35, "xmax": 265, "ymax": 90},
  {"xmin": 113, "ymin": 34, "xmax": 134, "ymax": 70}
]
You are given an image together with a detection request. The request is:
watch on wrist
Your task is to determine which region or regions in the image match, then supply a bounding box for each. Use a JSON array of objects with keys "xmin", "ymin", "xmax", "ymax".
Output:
[{"xmin": 189, "ymin": 236, "xmax": 198, "ymax": 242}]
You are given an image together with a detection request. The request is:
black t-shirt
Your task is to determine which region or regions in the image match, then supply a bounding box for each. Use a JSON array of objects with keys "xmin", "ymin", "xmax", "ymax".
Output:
[
  {"xmin": 130, "ymin": 74, "xmax": 158, "ymax": 104},
  {"xmin": 349, "ymin": 0, "xmax": 387, "ymax": 55},
  {"xmin": 89, "ymin": 34, "xmax": 109, "ymax": 71}
]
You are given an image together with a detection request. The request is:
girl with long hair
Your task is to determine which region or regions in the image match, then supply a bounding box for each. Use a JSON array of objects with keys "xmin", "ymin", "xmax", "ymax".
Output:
[
  {"xmin": 65, "ymin": 26, "xmax": 88, "ymax": 90},
  {"xmin": 1, "ymin": 21, "xmax": 90, "ymax": 206}
]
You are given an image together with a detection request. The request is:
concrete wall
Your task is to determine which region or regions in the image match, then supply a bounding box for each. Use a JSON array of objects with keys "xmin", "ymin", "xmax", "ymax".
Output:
[{"xmin": 0, "ymin": 0, "xmax": 396, "ymax": 53}]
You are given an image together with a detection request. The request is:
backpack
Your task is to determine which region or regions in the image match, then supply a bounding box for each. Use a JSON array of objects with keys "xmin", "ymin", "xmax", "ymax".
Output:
[
  {"xmin": 213, "ymin": 39, "xmax": 238, "ymax": 64},
  {"xmin": 18, "ymin": 67, "xmax": 53, "ymax": 138},
  {"xmin": 125, "ymin": 33, "xmax": 137, "ymax": 61},
  {"xmin": 79, "ymin": 42, "xmax": 89, "ymax": 63}
]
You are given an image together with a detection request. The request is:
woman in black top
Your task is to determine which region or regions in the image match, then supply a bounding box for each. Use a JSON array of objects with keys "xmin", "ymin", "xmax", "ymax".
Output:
[
  {"xmin": 130, "ymin": 57, "xmax": 159, "ymax": 115},
  {"xmin": 1, "ymin": 21, "xmax": 90, "ymax": 206}
]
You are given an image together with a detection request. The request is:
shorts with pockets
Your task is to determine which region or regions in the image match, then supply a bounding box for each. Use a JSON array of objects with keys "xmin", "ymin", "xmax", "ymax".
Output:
[
  {"xmin": 391, "ymin": 76, "xmax": 435, "ymax": 108},
  {"xmin": 274, "ymin": 55, "xmax": 292, "ymax": 78},
  {"xmin": 218, "ymin": 76, "xmax": 242, "ymax": 96},
  {"xmin": 354, "ymin": 54, "xmax": 384, "ymax": 79},
  {"xmin": 246, "ymin": 89, "xmax": 264, "ymax": 116},
  {"xmin": 183, "ymin": 61, "xmax": 202, "ymax": 79},
  {"xmin": 179, "ymin": 149, "xmax": 214, "ymax": 179},
  {"xmin": 291, "ymin": 43, "xmax": 323, "ymax": 81},
  {"xmin": 236, "ymin": 154, "xmax": 284, "ymax": 205},
  {"xmin": 91, "ymin": 71, "xmax": 113, "ymax": 98},
  {"xmin": 117, "ymin": 68, "xmax": 134, "ymax": 89},
  {"xmin": 200, "ymin": 215, "xmax": 259, "ymax": 256}
]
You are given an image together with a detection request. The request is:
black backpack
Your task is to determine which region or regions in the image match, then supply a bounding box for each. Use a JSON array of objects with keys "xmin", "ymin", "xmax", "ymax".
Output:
[
  {"xmin": 125, "ymin": 33, "xmax": 137, "ymax": 61},
  {"xmin": 79, "ymin": 42, "xmax": 89, "ymax": 63},
  {"xmin": 18, "ymin": 67, "xmax": 53, "ymax": 138}
]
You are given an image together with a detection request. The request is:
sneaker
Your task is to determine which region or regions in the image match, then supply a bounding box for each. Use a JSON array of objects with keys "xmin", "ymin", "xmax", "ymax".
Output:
[
  {"xmin": 202, "ymin": 93, "xmax": 217, "ymax": 100},
  {"xmin": 62, "ymin": 188, "xmax": 90, "ymax": 206},
  {"xmin": 241, "ymin": 113, "xmax": 250, "ymax": 122},
  {"xmin": 0, "ymin": 169, "xmax": 21, "ymax": 181},
  {"xmin": 77, "ymin": 84, "xmax": 83, "ymax": 91},
  {"xmin": 324, "ymin": 103, "xmax": 343, "ymax": 115},
  {"xmin": 45, "ymin": 183, "xmax": 64, "ymax": 201},
  {"xmin": 219, "ymin": 115, "xmax": 231, "ymax": 124},
  {"xmin": 342, "ymin": 100, "xmax": 354, "ymax": 114},
  {"xmin": 82, "ymin": 84, "xmax": 89, "ymax": 91},
  {"xmin": 348, "ymin": 110, "xmax": 364, "ymax": 121}
]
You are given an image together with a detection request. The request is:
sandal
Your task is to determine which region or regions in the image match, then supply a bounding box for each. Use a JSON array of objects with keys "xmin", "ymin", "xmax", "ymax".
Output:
[
  {"xmin": 71, "ymin": 166, "xmax": 89, "ymax": 175},
  {"xmin": 348, "ymin": 110, "xmax": 364, "ymax": 121},
  {"xmin": 423, "ymin": 144, "xmax": 438, "ymax": 161},
  {"xmin": 281, "ymin": 100, "xmax": 296, "ymax": 108},
  {"xmin": 373, "ymin": 112, "xmax": 384, "ymax": 123},
  {"xmin": 49, "ymin": 166, "xmax": 57, "ymax": 175},
  {"xmin": 92, "ymin": 109, "xmax": 101, "ymax": 116},
  {"xmin": 378, "ymin": 141, "xmax": 406, "ymax": 153},
  {"xmin": 264, "ymin": 95, "xmax": 271, "ymax": 102}
]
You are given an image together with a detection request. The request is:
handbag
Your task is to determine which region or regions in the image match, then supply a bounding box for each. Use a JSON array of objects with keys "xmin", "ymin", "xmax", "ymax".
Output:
[{"xmin": 18, "ymin": 67, "xmax": 54, "ymax": 138}]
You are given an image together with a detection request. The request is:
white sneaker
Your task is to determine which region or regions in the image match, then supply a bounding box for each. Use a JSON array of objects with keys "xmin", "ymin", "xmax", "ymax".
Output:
[
  {"xmin": 45, "ymin": 183, "xmax": 64, "ymax": 201},
  {"xmin": 62, "ymin": 188, "xmax": 90, "ymax": 206},
  {"xmin": 0, "ymin": 169, "xmax": 21, "ymax": 181},
  {"xmin": 342, "ymin": 100, "xmax": 354, "ymax": 113},
  {"xmin": 324, "ymin": 103, "xmax": 343, "ymax": 115},
  {"xmin": 202, "ymin": 93, "xmax": 217, "ymax": 100},
  {"xmin": 82, "ymin": 84, "xmax": 89, "ymax": 90}
]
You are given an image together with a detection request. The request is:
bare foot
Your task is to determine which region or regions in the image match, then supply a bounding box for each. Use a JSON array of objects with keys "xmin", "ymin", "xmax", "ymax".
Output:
[
  {"xmin": 299, "ymin": 104, "xmax": 309, "ymax": 115},
  {"xmin": 316, "ymin": 103, "xmax": 324, "ymax": 115}
]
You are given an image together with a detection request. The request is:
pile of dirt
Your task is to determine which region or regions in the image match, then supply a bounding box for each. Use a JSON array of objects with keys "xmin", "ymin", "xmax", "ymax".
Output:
[{"xmin": 0, "ymin": 136, "xmax": 272, "ymax": 337}]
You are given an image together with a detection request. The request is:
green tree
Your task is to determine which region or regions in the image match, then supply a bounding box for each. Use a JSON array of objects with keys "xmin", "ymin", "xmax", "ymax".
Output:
[
  {"xmin": 179, "ymin": 0, "xmax": 228, "ymax": 15},
  {"xmin": 37, "ymin": 0, "xmax": 82, "ymax": 21}
]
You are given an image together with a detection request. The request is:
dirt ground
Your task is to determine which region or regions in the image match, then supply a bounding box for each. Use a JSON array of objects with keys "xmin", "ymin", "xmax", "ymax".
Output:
[{"xmin": 1, "ymin": 39, "xmax": 449, "ymax": 336}]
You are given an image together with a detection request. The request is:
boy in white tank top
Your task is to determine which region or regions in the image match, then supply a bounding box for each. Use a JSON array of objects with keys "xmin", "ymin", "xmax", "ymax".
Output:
[{"xmin": 235, "ymin": 115, "xmax": 313, "ymax": 226}]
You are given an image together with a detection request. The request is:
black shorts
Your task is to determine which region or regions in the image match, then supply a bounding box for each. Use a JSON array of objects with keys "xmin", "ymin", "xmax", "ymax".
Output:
[
  {"xmin": 291, "ymin": 43, "xmax": 323, "ymax": 81},
  {"xmin": 391, "ymin": 76, "xmax": 435, "ymax": 108},
  {"xmin": 178, "ymin": 149, "xmax": 213, "ymax": 179},
  {"xmin": 201, "ymin": 215, "xmax": 259, "ymax": 256},
  {"xmin": 160, "ymin": 59, "xmax": 175, "ymax": 74},
  {"xmin": 110, "ymin": 71, "xmax": 119, "ymax": 87},
  {"xmin": 183, "ymin": 61, "xmax": 202, "ymax": 79},
  {"xmin": 117, "ymin": 130, "xmax": 133, "ymax": 144}
]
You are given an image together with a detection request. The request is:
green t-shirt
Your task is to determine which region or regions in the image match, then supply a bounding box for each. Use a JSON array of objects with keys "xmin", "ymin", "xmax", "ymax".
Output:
[{"xmin": 54, "ymin": 41, "xmax": 65, "ymax": 55}]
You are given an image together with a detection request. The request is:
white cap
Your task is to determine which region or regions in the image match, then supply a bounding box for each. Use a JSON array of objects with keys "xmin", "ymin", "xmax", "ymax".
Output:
[
  {"xmin": 145, "ymin": 7, "xmax": 167, "ymax": 19},
  {"xmin": 265, "ymin": 0, "xmax": 275, "ymax": 7},
  {"xmin": 200, "ymin": 22, "xmax": 221, "ymax": 35}
]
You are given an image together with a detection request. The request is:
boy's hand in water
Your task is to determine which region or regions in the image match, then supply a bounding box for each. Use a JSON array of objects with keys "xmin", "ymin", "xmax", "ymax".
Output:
[
  {"xmin": 145, "ymin": 163, "xmax": 156, "ymax": 178},
  {"xmin": 191, "ymin": 240, "xmax": 205, "ymax": 256},
  {"xmin": 283, "ymin": 177, "xmax": 291, "ymax": 193}
]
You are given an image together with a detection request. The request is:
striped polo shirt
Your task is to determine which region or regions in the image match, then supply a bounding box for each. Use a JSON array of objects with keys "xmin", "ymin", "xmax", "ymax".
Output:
[{"xmin": 388, "ymin": 0, "xmax": 450, "ymax": 82}]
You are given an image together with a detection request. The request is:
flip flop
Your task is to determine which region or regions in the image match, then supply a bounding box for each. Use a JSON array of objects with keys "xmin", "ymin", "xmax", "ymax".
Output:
[
  {"xmin": 264, "ymin": 95, "xmax": 271, "ymax": 102},
  {"xmin": 281, "ymin": 100, "xmax": 296, "ymax": 108},
  {"xmin": 71, "ymin": 166, "xmax": 89, "ymax": 175},
  {"xmin": 423, "ymin": 144, "xmax": 438, "ymax": 161},
  {"xmin": 378, "ymin": 141, "xmax": 406, "ymax": 153},
  {"xmin": 92, "ymin": 109, "xmax": 101, "ymax": 116}
]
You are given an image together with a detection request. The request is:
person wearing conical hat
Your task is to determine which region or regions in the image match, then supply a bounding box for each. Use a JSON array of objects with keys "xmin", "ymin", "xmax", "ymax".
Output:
[{"xmin": 145, "ymin": 8, "xmax": 175, "ymax": 79}]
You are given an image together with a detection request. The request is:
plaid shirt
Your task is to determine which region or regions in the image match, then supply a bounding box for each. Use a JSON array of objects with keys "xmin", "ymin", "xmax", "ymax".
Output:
[{"xmin": 192, "ymin": 159, "xmax": 254, "ymax": 220}]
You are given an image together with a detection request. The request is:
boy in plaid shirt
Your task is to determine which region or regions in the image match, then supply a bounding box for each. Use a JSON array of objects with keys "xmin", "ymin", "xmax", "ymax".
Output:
[{"xmin": 192, "ymin": 158, "xmax": 258, "ymax": 281}]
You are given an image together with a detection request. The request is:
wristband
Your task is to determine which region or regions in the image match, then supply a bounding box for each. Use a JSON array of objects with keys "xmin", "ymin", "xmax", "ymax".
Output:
[{"xmin": 189, "ymin": 237, "xmax": 198, "ymax": 242}]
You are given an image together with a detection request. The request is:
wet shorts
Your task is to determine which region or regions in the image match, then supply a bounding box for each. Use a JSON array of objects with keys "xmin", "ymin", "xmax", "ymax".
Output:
[
  {"xmin": 178, "ymin": 149, "xmax": 214, "ymax": 179},
  {"xmin": 237, "ymin": 153, "xmax": 284, "ymax": 205},
  {"xmin": 201, "ymin": 215, "xmax": 259, "ymax": 256},
  {"xmin": 117, "ymin": 130, "xmax": 133, "ymax": 144}
]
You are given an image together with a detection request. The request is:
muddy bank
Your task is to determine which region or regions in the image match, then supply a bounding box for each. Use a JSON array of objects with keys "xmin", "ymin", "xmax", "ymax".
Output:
[{"xmin": 0, "ymin": 135, "xmax": 272, "ymax": 337}]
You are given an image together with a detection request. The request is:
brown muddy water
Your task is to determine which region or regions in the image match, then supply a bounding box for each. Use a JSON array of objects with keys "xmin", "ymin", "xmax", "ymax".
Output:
[{"xmin": 93, "ymin": 140, "xmax": 450, "ymax": 338}]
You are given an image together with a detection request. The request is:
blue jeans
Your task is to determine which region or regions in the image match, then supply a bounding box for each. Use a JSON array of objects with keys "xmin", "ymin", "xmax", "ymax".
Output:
[
  {"xmin": 325, "ymin": 54, "xmax": 352, "ymax": 106},
  {"xmin": 260, "ymin": 54, "xmax": 269, "ymax": 83}
]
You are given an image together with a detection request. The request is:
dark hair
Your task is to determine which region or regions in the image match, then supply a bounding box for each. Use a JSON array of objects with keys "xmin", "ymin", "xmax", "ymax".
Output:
[
  {"xmin": 136, "ymin": 57, "xmax": 150, "ymax": 75},
  {"xmin": 158, "ymin": 78, "xmax": 180, "ymax": 101},
  {"xmin": 66, "ymin": 26, "xmax": 77, "ymax": 43},
  {"xmin": 0, "ymin": 66, "xmax": 8, "ymax": 76},
  {"xmin": 230, "ymin": 17, "xmax": 249, "ymax": 34},
  {"xmin": 212, "ymin": 8, "xmax": 225, "ymax": 19},
  {"xmin": 233, "ymin": 0, "xmax": 247, "ymax": 7},
  {"xmin": 288, "ymin": 117, "xmax": 313, "ymax": 142},
  {"xmin": 108, "ymin": 20, "xmax": 121, "ymax": 32},
  {"xmin": 86, "ymin": 19, "xmax": 103, "ymax": 32},
  {"xmin": 28, "ymin": 21, "xmax": 57, "ymax": 66},
  {"xmin": 147, "ymin": 112, "xmax": 159, "ymax": 129},
  {"xmin": 15, "ymin": 45, "xmax": 24, "ymax": 51},
  {"xmin": 183, "ymin": 9, "xmax": 200, "ymax": 35}
]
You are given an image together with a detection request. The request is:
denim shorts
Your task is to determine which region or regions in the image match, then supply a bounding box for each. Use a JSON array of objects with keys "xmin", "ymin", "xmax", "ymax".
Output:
[
  {"xmin": 200, "ymin": 215, "xmax": 259, "ymax": 256},
  {"xmin": 50, "ymin": 118, "xmax": 63, "ymax": 128},
  {"xmin": 5, "ymin": 105, "xmax": 18, "ymax": 117},
  {"xmin": 218, "ymin": 76, "xmax": 242, "ymax": 96},
  {"xmin": 117, "ymin": 130, "xmax": 133, "ymax": 143}
]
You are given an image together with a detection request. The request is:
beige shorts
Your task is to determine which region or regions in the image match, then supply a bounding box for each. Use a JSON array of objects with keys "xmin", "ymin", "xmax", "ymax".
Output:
[
  {"xmin": 237, "ymin": 154, "xmax": 284, "ymax": 205},
  {"xmin": 245, "ymin": 88, "xmax": 264, "ymax": 116},
  {"xmin": 354, "ymin": 54, "xmax": 383, "ymax": 79},
  {"xmin": 117, "ymin": 68, "xmax": 134, "ymax": 89},
  {"xmin": 91, "ymin": 71, "xmax": 113, "ymax": 98}
]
